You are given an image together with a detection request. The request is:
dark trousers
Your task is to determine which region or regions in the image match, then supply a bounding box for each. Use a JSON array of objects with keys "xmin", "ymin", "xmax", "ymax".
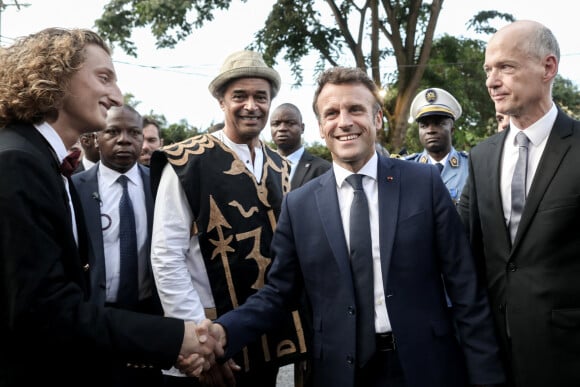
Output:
[{"xmin": 355, "ymin": 349, "xmax": 406, "ymax": 387}]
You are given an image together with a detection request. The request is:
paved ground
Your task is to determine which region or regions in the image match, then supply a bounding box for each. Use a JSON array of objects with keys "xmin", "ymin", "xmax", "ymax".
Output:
[{"xmin": 276, "ymin": 364, "xmax": 294, "ymax": 386}]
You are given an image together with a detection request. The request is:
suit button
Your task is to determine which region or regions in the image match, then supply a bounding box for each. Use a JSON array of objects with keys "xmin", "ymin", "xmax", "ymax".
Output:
[
  {"xmin": 346, "ymin": 355, "xmax": 354, "ymax": 365},
  {"xmin": 507, "ymin": 262, "xmax": 518, "ymax": 272},
  {"xmin": 348, "ymin": 306, "xmax": 355, "ymax": 315}
]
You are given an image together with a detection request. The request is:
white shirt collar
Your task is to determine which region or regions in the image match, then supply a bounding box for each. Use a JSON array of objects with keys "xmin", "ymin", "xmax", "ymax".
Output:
[
  {"xmin": 285, "ymin": 146, "xmax": 305, "ymax": 166},
  {"xmin": 34, "ymin": 122, "xmax": 67, "ymax": 162},
  {"xmin": 333, "ymin": 152, "xmax": 378, "ymax": 188},
  {"xmin": 98, "ymin": 161, "xmax": 141, "ymax": 188},
  {"xmin": 507, "ymin": 103, "xmax": 557, "ymax": 147}
]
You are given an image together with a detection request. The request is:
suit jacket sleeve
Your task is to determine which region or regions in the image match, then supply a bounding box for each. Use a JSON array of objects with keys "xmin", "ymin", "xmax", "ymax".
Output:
[{"xmin": 0, "ymin": 136, "xmax": 183, "ymax": 371}]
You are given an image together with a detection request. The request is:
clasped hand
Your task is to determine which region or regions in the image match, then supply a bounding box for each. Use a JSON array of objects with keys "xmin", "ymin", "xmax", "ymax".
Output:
[
  {"xmin": 175, "ymin": 319, "xmax": 226, "ymax": 377},
  {"xmin": 176, "ymin": 319, "xmax": 240, "ymax": 383}
]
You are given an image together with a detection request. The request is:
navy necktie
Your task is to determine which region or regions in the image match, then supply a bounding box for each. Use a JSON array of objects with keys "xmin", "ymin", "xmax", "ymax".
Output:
[
  {"xmin": 117, "ymin": 175, "xmax": 139, "ymax": 307},
  {"xmin": 436, "ymin": 162, "xmax": 444, "ymax": 174},
  {"xmin": 510, "ymin": 132, "xmax": 530, "ymax": 243},
  {"xmin": 345, "ymin": 174, "xmax": 376, "ymax": 366}
]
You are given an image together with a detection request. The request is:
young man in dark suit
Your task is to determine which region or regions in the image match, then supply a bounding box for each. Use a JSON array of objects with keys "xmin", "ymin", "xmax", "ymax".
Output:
[
  {"xmin": 459, "ymin": 20, "xmax": 580, "ymax": 387},
  {"xmin": 203, "ymin": 67, "xmax": 505, "ymax": 387},
  {"xmin": 0, "ymin": 27, "xmax": 214, "ymax": 387},
  {"xmin": 270, "ymin": 103, "xmax": 331, "ymax": 190},
  {"xmin": 73, "ymin": 105, "xmax": 164, "ymax": 386}
]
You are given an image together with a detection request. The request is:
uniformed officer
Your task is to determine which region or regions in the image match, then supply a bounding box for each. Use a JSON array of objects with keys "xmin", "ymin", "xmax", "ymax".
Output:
[{"xmin": 405, "ymin": 87, "xmax": 468, "ymax": 203}]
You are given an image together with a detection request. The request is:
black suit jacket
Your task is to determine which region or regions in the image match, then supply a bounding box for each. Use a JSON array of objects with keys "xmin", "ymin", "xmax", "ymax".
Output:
[
  {"xmin": 219, "ymin": 155, "xmax": 504, "ymax": 387},
  {"xmin": 290, "ymin": 150, "xmax": 331, "ymax": 190},
  {"xmin": 0, "ymin": 123, "xmax": 183, "ymax": 386},
  {"xmin": 458, "ymin": 108, "xmax": 580, "ymax": 387}
]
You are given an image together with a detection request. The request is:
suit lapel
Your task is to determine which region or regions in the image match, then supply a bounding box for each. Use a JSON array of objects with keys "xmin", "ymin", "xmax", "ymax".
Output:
[
  {"xmin": 73, "ymin": 165, "xmax": 106, "ymax": 300},
  {"xmin": 485, "ymin": 131, "xmax": 513, "ymax": 253},
  {"xmin": 513, "ymin": 111, "xmax": 573, "ymax": 249},
  {"xmin": 376, "ymin": 157, "xmax": 400, "ymax": 286},
  {"xmin": 315, "ymin": 171, "xmax": 352, "ymax": 281},
  {"xmin": 291, "ymin": 152, "xmax": 311, "ymax": 188}
]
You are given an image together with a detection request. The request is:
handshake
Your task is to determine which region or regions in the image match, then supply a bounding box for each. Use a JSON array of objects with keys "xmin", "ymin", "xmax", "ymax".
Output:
[{"xmin": 177, "ymin": 319, "xmax": 239, "ymax": 385}]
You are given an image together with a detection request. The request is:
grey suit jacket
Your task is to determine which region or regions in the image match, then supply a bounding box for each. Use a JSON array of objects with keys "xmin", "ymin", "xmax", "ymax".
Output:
[{"xmin": 458, "ymin": 107, "xmax": 580, "ymax": 387}]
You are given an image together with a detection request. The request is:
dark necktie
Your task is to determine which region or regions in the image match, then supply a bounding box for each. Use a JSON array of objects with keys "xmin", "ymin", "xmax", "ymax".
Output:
[
  {"xmin": 509, "ymin": 132, "xmax": 530, "ymax": 243},
  {"xmin": 436, "ymin": 163, "xmax": 444, "ymax": 174},
  {"xmin": 345, "ymin": 174, "xmax": 376, "ymax": 366},
  {"xmin": 117, "ymin": 175, "xmax": 139, "ymax": 307},
  {"xmin": 60, "ymin": 149, "xmax": 81, "ymax": 178}
]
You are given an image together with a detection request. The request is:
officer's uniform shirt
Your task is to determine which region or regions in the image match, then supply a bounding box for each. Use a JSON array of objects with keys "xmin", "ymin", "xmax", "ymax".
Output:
[{"xmin": 405, "ymin": 146, "xmax": 468, "ymax": 203}]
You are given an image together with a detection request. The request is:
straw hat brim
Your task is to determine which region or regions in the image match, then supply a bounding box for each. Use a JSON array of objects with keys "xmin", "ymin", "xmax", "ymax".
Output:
[{"xmin": 208, "ymin": 67, "xmax": 281, "ymax": 99}]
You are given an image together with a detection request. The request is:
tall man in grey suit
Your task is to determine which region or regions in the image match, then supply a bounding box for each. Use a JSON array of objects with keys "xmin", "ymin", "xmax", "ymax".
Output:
[
  {"xmin": 203, "ymin": 66, "xmax": 504, "ymax": 387},
  {"xmin": 73, "ymin": 104, "xmax": 163, "ymax": 386},
  {"xmin": 459, "ymin": 20, "xmax": 580, "ymax": 387},
  {"xmin": 270, "ymin": 103, "xmax": 331, "ymax": 190}
]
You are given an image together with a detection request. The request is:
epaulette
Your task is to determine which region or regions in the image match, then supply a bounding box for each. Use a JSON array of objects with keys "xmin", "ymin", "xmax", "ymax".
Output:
[
  {"xmin": 459, "ymin": 150, "xmax": 469, "ymax": 157},
  {"xmin": 390, "ymin": 154, "xmax": 403, "ymax": 159},
  {"xmin": 403, "ymin": 153, "xmax": 419, "ymax": 161}
]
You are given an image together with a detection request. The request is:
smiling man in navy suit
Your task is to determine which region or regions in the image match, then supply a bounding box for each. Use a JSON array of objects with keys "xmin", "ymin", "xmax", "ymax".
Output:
[{"xmin": 203, "ymin": 67, "xmax": 505, "ymax": 387}]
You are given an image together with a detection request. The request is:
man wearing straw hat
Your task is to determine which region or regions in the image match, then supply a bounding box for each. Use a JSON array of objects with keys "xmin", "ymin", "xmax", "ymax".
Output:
[{"xmin": 150, "ymin": 50, "xmax": 306, "ymax": 386}]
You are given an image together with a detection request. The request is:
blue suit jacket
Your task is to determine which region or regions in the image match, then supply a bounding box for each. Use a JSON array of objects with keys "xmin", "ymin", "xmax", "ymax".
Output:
[
  {"xmin": 217, "ymin": 155, "xmax": 504, "ymax": 387},
  {"xmin": 72, "ymin": 163, "xmax": 156, "ymax": 307}
]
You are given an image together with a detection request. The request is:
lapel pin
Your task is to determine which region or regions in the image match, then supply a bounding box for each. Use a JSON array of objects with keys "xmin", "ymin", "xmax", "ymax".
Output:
[{"xmin": 387, "ymin": 176, "xmax": 394, "ymax": 182}]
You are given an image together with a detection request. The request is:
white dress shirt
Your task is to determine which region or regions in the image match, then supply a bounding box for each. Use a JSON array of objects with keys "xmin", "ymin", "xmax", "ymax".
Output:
[
  {"xmin": 97, "ymin": 162, "xmax": 151, "ymax": 302},
  {"xmin": 151, "ymin": 130, "xmax": 265, "ymax": 377},
  {"xmin": 35, "ymin": 122, "xmax": 78, "ymax": 244},
  {"xmin": 333, "ymin": 152, "xmax": 392, "ymax": 333},
  {"xmin": 501, "ymin": 104, "xmax": 556, "ymax": 227},
  {"xmin": 284, "ymin": 146, "xmax": 305, "ymax": 183}
]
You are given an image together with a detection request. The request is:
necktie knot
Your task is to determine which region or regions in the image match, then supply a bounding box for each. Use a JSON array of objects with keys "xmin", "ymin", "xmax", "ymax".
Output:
[
  {"xmin": 436, "ymin": 163, "xmax": 444, "ymax": 173},
  {"xmin": 60, "ymin": 149, "xmax": 81, "ymax": 177},
  {"xmin": 118, "ymin": 174, "xmax": 129, "ymax": 189},
  {"xmin": 346, "ymin": 174, "xmax": 364, "ymax": 191},
  {"xmin": 515, "ymin": 131, "xmax": 530, "ymax": 148}
]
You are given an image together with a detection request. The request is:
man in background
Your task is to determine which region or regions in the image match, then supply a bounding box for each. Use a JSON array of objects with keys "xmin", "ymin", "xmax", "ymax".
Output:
[
  {"xmin": 75, "ymin": 131, "xmax": 100, "ymax": 173},
  {"xmin": 73, "ymin": 105, "xmax": 163, "ymax": 386},
  {"xmin": 495, "ymin": 112, "xmax": 509, "ymax": 133},
  {"xmin": 140, "ymin": 116, "xmax": 163, "ymax": 166},
  {"xmin": 405, "ymin": 87, "xmax": 468, "ymax": 203},
  {"xmin": 270, "ymin": 103, "xmax": 330, "ymax": 190}
]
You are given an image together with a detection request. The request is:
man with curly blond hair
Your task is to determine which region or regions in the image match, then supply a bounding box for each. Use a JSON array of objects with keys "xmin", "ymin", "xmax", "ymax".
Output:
[{"xmin": 0, "ymin": 28, "xmax": 217, "ymax": 387}]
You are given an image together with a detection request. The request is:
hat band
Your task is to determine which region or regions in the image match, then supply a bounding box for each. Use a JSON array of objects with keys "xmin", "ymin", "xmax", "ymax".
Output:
[{"xmin": 417, "ymin": 105, "xmax": 454, "ymax": 117}]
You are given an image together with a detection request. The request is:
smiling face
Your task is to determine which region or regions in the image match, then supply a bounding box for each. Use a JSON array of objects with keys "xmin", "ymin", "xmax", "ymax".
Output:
[
  {"xmin": 58, "ymin": 44, "xmax": 123, "ymax": 135},
  {"xmin": 316, "ymin": 83, "xmax": 382, "ymax": 172},
  {"xmin": 219, "ymin": 77, "xmax": 272, "ymax": 145},
  {"xmin": 98, "ymin": 106, "xmax": 143, "ymax": 173}
]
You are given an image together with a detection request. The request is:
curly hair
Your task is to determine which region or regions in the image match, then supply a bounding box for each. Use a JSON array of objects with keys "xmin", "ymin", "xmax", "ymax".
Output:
[
  {"xmin": 312, "ymin": 67, "xmax": 382, "ymax": 121},
  {"xmin": 0, "ymin": 28, "xmax": 111, "ymax": 127}
]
